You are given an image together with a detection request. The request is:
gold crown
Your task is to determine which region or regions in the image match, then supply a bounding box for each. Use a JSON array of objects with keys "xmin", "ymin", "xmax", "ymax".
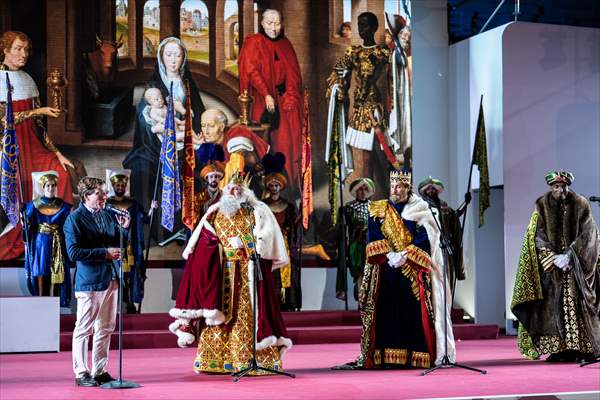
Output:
[
  {"xmin": 390, "ymin": 170, "xmax": 411, "ymax": 185},
  {"xmin": 229, "ymin": 170, "xmax": 252, "ymax": 188},
  {"xmin": 38, "ymin": 173, "xmax": 58, "ymax": 186},
  {"xmin": 109, "ymin": 174, "xmax": 129, "ymax": 184}
]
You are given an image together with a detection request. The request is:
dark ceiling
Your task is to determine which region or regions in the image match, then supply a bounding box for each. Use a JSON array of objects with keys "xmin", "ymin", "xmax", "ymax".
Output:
[{"xmin": 448, "ymin": 0, "xmax": 600, "ymax": 44}]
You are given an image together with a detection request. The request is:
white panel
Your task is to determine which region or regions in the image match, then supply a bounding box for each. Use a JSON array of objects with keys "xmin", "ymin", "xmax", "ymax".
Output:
[
  {"xmin": 503, "ymin": 22, "xmax": 600, "ymax": 318},
  {"xmin": 140, "ymin": 268, "xmax": 177, "ymax": 313},
  {"xmin": 448, "ymin": 23, "xmax": 510, "ymax": 319},
  {"xmin": 412, "ymin": 0, "xmax": 450, "ymax": 189},
  {"xmin": 300, "ymin": 268, "xmax": 357, "ymax": 311},
  {"xmin": 1, "ymin": 297, "xmax": 59, "ymax": 352}
]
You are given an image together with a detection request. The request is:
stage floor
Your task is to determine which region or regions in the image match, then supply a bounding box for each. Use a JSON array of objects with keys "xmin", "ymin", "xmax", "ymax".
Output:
[{"xmin": 1, "ymin": 337, "xmax": 598, "ymax": 400}]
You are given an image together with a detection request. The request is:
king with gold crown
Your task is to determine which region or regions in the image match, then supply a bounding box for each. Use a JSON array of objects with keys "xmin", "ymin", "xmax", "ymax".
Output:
[
  {"xmin": 169, "ymin": 170, "xmax": 292, "ymax": 375},
  {"xmin": 337, "ymin": 169, "xmax": 456, "ymax": 370}
]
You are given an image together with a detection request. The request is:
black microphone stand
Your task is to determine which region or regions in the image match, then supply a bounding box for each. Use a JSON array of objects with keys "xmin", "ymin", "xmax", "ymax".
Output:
[
  {"xmin": 422, "ymin": 203, "xmax": 486, "ymax": 376},
  {"xmin": 102, "ymin": 214, "xmax": 141, "ymax": 389},
  {"xmin": 232, "ymin": 203, "xmax": 295, "ymax": 382}
]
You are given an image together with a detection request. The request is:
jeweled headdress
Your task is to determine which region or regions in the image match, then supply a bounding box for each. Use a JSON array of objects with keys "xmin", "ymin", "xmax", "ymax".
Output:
[
  {"xmin": 545, "ymin": 169, "xmax": 574, "ymax": 186},
  {"xmin": 109, "ymin": 174, "xmax": 129, "ymax": 184},
  {"xmin": 38, "ymin": 172, "xmax": 58, "ymax": 186},
  {"xmin": 31, "ymin": 171, "xmax": 59, "ymax": 199},
  {"xmin": 390, "ymin": 170, "xmax": 412, "ymax": 186},
  {"xmin": 229, "ymin": 170, "xmax": 252, "ymax": 188},
  {"xmin": 105, "ymin": 169, "xmax": 131, "ymax": 197}
]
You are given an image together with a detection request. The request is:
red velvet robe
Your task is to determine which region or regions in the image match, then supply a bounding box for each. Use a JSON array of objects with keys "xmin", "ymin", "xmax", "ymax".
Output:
[
  {"xmin": 175, "ymin": 226, "xmax": 288, "ymax": 344},
  {"xmin": 238, "ymin": 33, "xmax": 303, "ymax": 187}
]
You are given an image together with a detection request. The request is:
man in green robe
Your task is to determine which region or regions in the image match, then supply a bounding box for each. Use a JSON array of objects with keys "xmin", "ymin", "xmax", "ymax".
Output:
[{"xmin": 512, "ymin": 170, "xmax": 600, "ymax": 363}]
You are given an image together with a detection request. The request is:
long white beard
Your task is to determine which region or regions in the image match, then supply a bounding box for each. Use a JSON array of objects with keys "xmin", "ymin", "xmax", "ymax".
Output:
[{"xmin": 218, "ymin": 190, "xmax": 260, "ymax": 217}]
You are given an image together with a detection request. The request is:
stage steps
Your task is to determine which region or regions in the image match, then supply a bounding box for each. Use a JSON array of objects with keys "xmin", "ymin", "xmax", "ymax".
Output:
[{"xmin": 59, "ymin": 310, "xmax": 498, "ymax": 351}]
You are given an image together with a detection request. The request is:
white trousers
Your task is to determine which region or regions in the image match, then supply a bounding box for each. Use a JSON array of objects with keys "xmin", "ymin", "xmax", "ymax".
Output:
[{"xmin": 72, "ymin": 280, "xmax": 118, "ymax": 378}]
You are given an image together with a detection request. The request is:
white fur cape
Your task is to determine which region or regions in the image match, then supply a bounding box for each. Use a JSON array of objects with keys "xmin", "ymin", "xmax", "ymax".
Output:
[
  {"xmin": 0, "ymin": 70, "xmax": 39, "ymax": 102},
  {"xmin": 183, "ymin": 200, "xmax": 289, "ymax": 269},
  {"xmin": 401, "ymin": 194, "xmax": 457, "ymax": 365}
]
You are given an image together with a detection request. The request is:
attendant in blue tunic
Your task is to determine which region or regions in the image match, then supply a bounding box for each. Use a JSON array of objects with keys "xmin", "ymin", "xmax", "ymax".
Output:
[{"xmin": 24, "ymin": 171, "xmax": 72, "ymax": 307}]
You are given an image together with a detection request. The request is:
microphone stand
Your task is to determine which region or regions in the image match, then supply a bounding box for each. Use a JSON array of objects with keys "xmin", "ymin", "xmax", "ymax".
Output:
[
  {"xmin": 232, "ymin": 203, "xmax": 295, "ymax": 382},
  {"xmin": 102, "ymin": 215, "xmax": 141, "ymax": 389},
  {"xmin": 422, "ymin": 203, "xmax": 486, "ymax": 376}
]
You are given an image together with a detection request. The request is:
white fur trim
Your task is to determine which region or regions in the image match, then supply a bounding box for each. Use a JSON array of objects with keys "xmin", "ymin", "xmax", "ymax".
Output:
[
  {"xmin": 255, "ymin": 335, "xmax": 293, "ymax": 359},
  {"xmin": 169, "ymin": 307, "xmax": 204, "ymax": 320},
  {"xmin": 345, "ymin": 126, "xmax": 374, "ymax": 151},
  {"xmin": 251, "ymin": 202, "xmax": 289, "ymax": 269},
  {"xmin": 184, "ymin": 199, "xmax": 288, "ymax": 269},
  {"xmin": 168, "ymin": 319, "xmax": 196, "ymax": 348},
  {"xmin": 183, "ymin": 206, "xmax": 219, "ymax": 259},
  {"xmin": 401, "ymin": 194, "xmax": 457, "ymax": 364},
  {"xmin": 168, "ymin": 318, "xmax": 187, "ymax": 333},
  {"xmin": 256, "ymin": 335, "xmax": 277, "ymax": 351},
  {"xmin": 0, "ymin": 70, "xmax": 39, "ymax": 102},
  {"xmin": 204, "ymin": 309, "xmax": 226, "ymax": 326},
  {"xmin": 227, "ymin": 136, "xmax": 254, "ymax": 153}
]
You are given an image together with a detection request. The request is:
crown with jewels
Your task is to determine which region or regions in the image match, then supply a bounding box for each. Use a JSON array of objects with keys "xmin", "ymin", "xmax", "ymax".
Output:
[
  {"xmin": 229, "ymin": 170, "xmax": 252, "ymax": 188},
  {"xmin": 390, "ymin": 170, "xmax": 412, "ymax": 186}
]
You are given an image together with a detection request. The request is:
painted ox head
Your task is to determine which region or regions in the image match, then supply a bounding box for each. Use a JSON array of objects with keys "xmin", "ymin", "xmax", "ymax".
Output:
[{"xmin": 86, "ymin": 34, "xmax": 124, "ymax": 84}]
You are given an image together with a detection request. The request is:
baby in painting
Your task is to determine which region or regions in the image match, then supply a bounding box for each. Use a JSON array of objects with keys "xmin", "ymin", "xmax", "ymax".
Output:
[{"xmin": 143, "ymin": 87, "xmax": 187, "ymax": 134}]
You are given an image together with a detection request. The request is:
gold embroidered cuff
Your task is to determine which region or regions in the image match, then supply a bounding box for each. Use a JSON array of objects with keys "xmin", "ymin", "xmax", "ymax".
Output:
[
  {"xmin": 404, "ymin": 245, "xmax": 432, "ymax": 270},
  {"xmin": 538, "ymin": 247, "xmax": 556, "ymax": 272},
  {"xmin": 366, "ymin": 239, "xmax": 391, "ymax": 258}
]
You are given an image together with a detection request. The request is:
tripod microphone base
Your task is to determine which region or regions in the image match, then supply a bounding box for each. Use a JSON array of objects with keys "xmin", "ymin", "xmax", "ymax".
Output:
[
  {"xmin": 421, "ymin": 355, "xmax": 486, "ymax": 376},
  {"xmin": 101, "ymin": 380, "xmax": 142, "ymax": 389},
  {"xmin": 232, "ymin": 359, "xmax": 296, "ymax": 382},
  {"xmin": 580, "ymin": 358, "xmax": 599, "ymax": 367}
]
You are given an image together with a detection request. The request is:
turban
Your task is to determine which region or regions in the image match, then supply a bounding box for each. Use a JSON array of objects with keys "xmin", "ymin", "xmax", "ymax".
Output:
[
  {"xmin": 545, "ymin": 170, "xmax": 574, "ymax": 186},
  {"xmin": 418, "ymin": 176, "xmax": 444, "ymax": 195},
  {"xmin": 349, "ymin": 178, "xmax": 375, "ymax": 199}
]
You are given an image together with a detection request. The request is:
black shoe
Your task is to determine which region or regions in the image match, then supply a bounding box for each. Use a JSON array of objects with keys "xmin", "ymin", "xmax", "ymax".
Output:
[
  {"xmin": 546, "ymin": 350, "xmax": 577, "ymax": 363},
  {"xmin": 75, "ymin": 372, "xmax": 98, "ymax": 387},
  {"xmin": 577, "ymin": 353, "xmax": 598, "ymax": 364},
  {"xmin": 94, "ymin": 372, "xmax": 116, "ymax": 385}
]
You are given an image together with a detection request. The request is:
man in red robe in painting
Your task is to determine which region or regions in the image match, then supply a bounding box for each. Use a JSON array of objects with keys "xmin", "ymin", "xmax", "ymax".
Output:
[
  {"xmin": 0, "ymin": 31, "xmax": 76, "ymax": 260},
  {"xmin": 238, "ymin": 8, "xmax": 303, "ymax": 191}
]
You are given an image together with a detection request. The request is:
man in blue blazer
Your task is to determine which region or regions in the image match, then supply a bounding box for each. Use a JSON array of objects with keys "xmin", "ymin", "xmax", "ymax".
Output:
[{"xmin": 64, "ymin": 176, "xmax": 130, "ymax": 387}]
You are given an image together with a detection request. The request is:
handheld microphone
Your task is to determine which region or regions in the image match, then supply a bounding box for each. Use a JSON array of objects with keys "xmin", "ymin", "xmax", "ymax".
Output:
[
  {"xmin": 240, "ymin": 201, "xmax": 254, "ymax": 211},
  {"xmin": 590, "ymin": 196, "xmax": 600, "ymax": 203},
  {"xmin": 104, "ymin": 204, "xmax": 130, "ymax": 218}
]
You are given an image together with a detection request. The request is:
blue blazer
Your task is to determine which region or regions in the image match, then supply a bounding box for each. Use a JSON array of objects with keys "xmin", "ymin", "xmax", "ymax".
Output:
[{"xmin": 63, "ymin": 204, "xmax": 128, "ymax": 292}]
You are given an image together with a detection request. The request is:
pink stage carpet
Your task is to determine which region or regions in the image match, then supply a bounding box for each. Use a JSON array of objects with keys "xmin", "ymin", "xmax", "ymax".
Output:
[{"xmin": 1, "ymin": 337, "xmax": 598, "ymax": 400}]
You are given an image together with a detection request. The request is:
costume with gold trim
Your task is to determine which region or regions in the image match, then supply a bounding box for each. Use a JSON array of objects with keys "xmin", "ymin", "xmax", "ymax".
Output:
[
  {"xmin": 326, "ymin": 45, "xmax": 390, "ymax": 151},
  {"xmin": 24, "ymin": 195, "xmax": 72, "ymax": 307},
  {"xmin": 263, "ymin": 196, "xmax": 300, "ymax": 311},
  {"xmin": 511, "ymin": 189, "xmax": 600, "ymax": 359},
  {"xmin": 105, "ymin": 195, "xmax": 150, "ymax": 307},
  {"xmin": 344, "ymin": 192, "xmax": 458, "ymax": 369},
  {"xmin": 169, "ymin": 183, "xmax": 292, "ymax": 374},
  {"xmin": 0, "ymin": 68, "xmax": 77, "ymax": 260},
  {"xmin": 353, "ymin": 197, "xmax": 435, "ymax": 369}
]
